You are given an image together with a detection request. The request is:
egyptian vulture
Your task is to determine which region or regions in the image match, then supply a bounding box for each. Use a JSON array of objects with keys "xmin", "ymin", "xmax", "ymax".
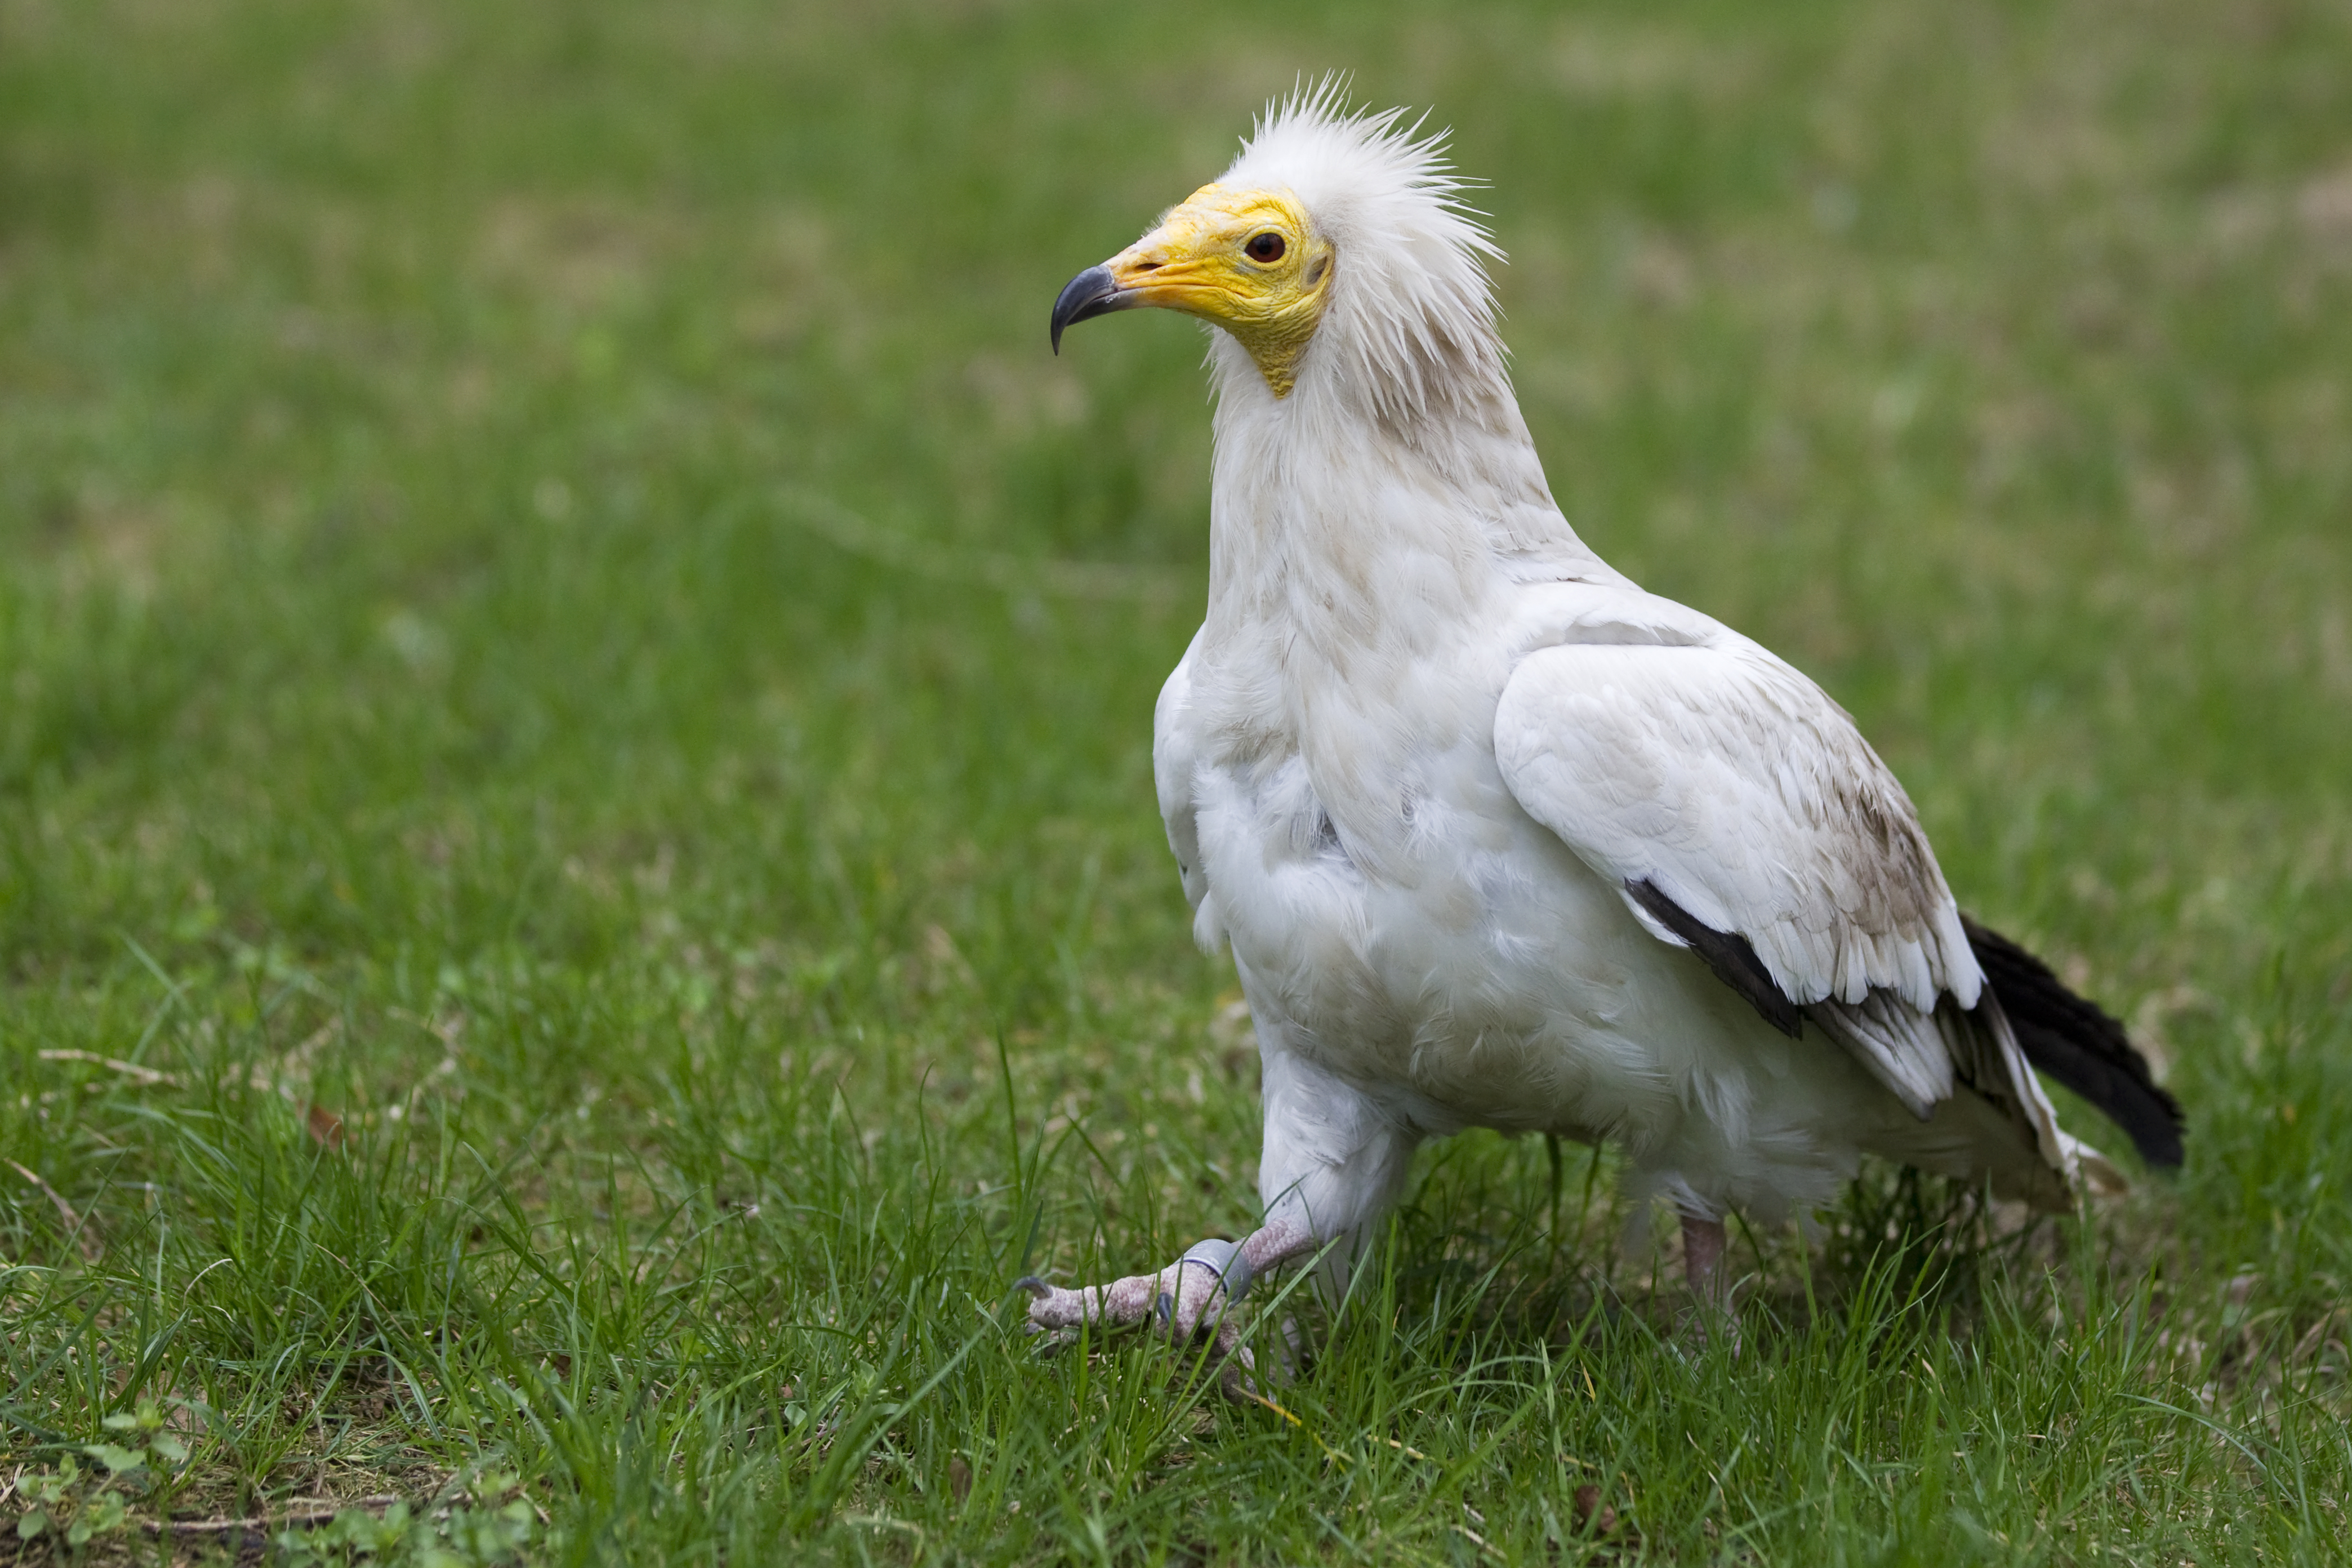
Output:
[{"xmin": 1020, "ymin": 91, "xmax": 2180, "ymax": 1345}]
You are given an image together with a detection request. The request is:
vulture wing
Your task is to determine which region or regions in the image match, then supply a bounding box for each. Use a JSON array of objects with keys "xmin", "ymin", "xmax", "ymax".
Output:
[{"xmin": 1493, "ymin": 631, "xmax": 2020, "ymax": 1129}]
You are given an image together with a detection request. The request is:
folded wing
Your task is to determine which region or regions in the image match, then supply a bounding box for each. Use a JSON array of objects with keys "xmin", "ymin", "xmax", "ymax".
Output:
[
  {"xmin": 1493, "ymin": 631, "xmax": 2064, "ymax": 1162},
  {"xmin": 1495, "ymin": 637, "xmax": 1979, "ymax": 1008}
]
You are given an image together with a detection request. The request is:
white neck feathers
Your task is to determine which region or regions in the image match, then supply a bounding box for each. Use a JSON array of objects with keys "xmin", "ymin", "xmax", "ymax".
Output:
[{"xmin": 1198, "ymin": 92, "xmax": 1618, "ymax": 649}]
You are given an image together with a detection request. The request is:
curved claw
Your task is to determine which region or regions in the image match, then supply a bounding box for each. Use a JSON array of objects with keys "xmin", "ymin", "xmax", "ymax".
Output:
[{"xmin": 1012, "ymin": 1275, "xmax": 1053, "ymax": 1300}]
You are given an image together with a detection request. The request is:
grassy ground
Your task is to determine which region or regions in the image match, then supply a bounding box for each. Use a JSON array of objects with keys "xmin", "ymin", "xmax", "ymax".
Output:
[{"xmin": 3, "ymin": 0, "xmax": 2349, "ymax": 1561}]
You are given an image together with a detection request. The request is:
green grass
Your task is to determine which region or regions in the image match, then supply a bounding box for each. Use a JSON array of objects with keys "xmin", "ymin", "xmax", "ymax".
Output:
[{"xmin": 3, "ymin": 0, "xmax": 2349, "ymax": 1561}]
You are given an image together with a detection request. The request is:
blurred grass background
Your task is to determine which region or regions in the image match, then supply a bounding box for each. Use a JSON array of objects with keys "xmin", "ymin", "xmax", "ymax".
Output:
[{"xmin": 1, "ymin": 0, "xmax": 2347, "ymax": 1562}]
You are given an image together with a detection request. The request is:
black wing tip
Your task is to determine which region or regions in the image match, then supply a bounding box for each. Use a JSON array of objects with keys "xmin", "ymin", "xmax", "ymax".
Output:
[
  {"xmin": 1625, "ymin": 878, "xmax": 1803, "ymax": 1038},
  {"xmin": 1962, "ymin": 915, "xmax": 2186, "ymax": 1170}
]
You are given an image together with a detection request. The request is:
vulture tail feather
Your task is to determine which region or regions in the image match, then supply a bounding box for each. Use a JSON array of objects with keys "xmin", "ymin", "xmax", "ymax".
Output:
[{"xmin": 1963, "ymin": 916, "xmax": 2184, "ymax": 1168}]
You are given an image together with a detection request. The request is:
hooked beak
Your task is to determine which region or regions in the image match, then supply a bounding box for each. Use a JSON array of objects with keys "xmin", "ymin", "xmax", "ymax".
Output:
[{"xmin": 1049, "ymin": 264, "xmax": 1137, "ymax": 354}]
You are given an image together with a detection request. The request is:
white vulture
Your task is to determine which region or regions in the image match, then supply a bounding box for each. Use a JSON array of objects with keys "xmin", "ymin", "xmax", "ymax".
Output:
[{"xmin": 1019, "ymin": 91, "xmax": 2180, "ymax": 1345}]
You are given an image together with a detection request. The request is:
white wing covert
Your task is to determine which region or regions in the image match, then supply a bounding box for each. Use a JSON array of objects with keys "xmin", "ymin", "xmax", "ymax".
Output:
[{"xmin": 1493, "ymin": 632, "xmax": 1994, "ymax": 1119}]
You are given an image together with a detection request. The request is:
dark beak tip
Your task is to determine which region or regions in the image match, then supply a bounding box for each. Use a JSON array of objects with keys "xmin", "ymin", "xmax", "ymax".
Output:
[{"xmin": 1049, "ymin": 264, "xmax": 1124, "ymax": 354}]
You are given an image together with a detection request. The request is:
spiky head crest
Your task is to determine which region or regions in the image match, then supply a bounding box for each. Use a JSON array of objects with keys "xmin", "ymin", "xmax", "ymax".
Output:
[{"xmin": 1217, "ymin": 82, "xmax": 1508, "ymax": 425}]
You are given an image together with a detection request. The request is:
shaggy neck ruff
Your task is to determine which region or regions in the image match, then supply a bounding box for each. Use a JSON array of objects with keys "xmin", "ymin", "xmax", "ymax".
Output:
[{"xmin": 1195, "ymin": 93, "xmax": 1614, "ymax": 660}]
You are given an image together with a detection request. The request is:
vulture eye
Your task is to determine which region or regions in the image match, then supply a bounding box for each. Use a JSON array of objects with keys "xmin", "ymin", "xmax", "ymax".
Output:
[{"xmin": 1244, "ymin": 231, "xmax": 1287, "ymax": 264}]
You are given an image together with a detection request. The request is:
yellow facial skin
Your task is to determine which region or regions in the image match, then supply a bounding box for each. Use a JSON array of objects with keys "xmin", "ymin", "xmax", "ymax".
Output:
[{"xmin": 1100, "ymin": 185, "xmax": 1334, "ymax": 398}]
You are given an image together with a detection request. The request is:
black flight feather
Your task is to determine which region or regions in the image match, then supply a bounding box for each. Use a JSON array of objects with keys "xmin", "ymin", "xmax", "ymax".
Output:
[
  {"xmin": 1619, "ymin": 883, "xmax": 2184, "ymax": 1168},
  {"xmin": 1625, "ymin": 879, "xmax": 1802, "ymax": 1038},
  {"xmin": 1963, "ymin": 915, "xmax": 2185, "ymax": 1168}
]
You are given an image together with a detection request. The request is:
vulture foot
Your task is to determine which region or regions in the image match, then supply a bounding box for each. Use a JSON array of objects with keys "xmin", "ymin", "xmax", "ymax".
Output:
[
  {"xmin": 1016, "ymin": 1237, "xmax": 1254, "ymax": 1345},
  {"xmin": 1014, "ymin": 1220, "xmax": 1322, "ymax": 1393}
]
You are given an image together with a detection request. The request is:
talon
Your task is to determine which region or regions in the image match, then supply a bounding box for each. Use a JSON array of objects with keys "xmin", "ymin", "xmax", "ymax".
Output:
[{"xmin": 1013, "ymin": 1275, "xmax": 1053, "ymax": 1299}]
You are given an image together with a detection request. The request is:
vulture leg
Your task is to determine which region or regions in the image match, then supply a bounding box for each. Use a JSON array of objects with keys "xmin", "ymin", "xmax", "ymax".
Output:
[
  {"xmin": 1020, "ymin": 1029, "xmax": 1418, "ymax": 1351},
  {"xmin": 1681, "ymin": 1212, "xmax": 1727, "ymax": 1296},
  {"xmin": 1680, "ymin": 1211, "xmax": 1740, "ymax": 1348}
]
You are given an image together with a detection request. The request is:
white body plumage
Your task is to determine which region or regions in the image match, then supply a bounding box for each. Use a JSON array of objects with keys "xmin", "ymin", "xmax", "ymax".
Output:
[
  {"xmin": 1023, "ymin": 93, "xmax": 2124, "ymax": 1337},
  {"xmin": 1148, "ymin": 100, "xmax": 2097, "ymax": 1256}
]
